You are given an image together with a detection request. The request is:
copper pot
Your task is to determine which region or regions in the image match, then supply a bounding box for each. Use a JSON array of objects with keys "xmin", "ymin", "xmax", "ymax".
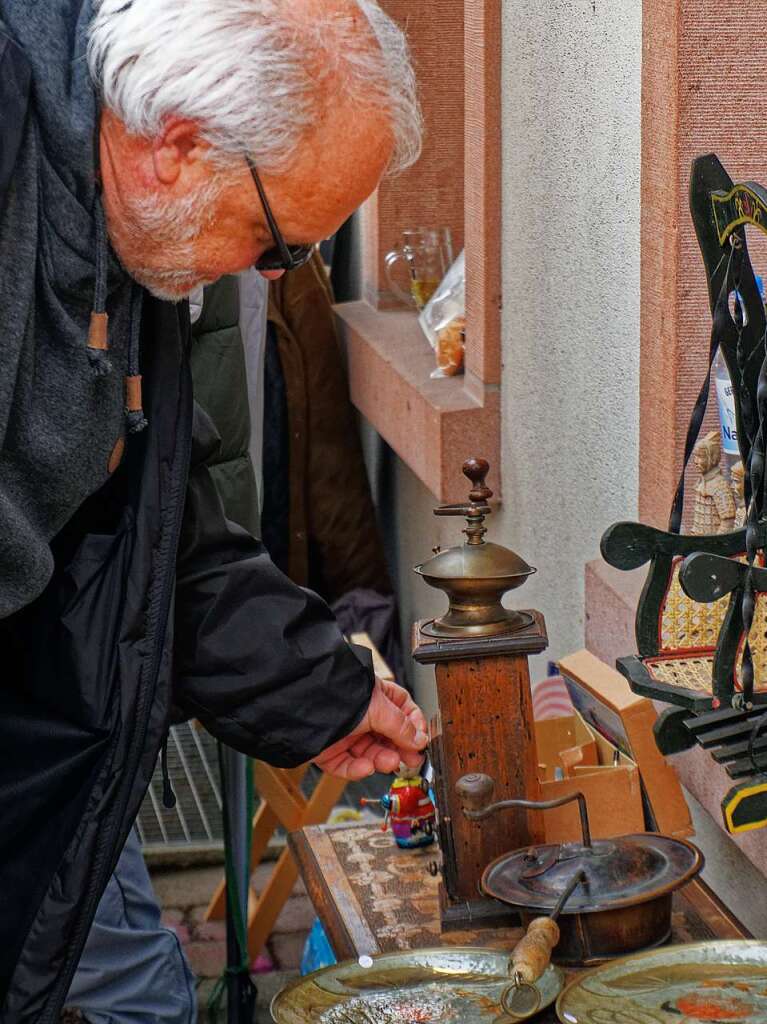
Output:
[{"xmin": 457, "ymin": 774, "xmax": 704, "ymax": 966}]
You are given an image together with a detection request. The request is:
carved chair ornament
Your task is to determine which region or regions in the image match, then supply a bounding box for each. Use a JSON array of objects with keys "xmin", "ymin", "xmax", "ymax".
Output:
[{"xmin": 602, "ymin": 154, "xmax": 767, "ymax": 833}]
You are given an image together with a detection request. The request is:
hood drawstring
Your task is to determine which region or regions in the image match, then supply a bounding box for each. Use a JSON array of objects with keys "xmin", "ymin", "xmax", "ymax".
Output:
[
  {"xmin": 125, "ymin": 286, "xmax": 148, "ymax": 434},
  {"xmin": 89, "ymin": 133, "xmax": 148, "ymax": 433},
  {"xmin": 86, "ymin": 193, "xmax": 113, "ymax": 378}
]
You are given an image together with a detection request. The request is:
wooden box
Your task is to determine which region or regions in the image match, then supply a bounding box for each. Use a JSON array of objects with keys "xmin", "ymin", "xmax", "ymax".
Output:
[
  {"xmin": 536, "ymin": 712, "xmax": 645, "ymax": 844},
  {"xmin": 558, "ymin": 649, "xmax": 693, "ymax": 837}
]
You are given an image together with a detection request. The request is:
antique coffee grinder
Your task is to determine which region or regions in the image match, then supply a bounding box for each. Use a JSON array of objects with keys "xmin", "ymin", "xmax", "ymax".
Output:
[{"xmin": 414, "ymin": 458, "xmax": 548, "ymax": 929}]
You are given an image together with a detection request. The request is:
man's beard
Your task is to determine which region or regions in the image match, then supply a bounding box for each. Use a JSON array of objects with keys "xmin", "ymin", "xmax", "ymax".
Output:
[
  {"xmin": 129, "ymin": 266, "xmax": 217, "ymax": 302},
  {"xmin": 118, "ymin": 178, "xmax": 225, "ymax": 301}
]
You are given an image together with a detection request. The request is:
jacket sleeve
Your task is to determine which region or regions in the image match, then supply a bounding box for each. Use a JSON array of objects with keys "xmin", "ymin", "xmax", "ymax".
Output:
[
  {"xmin": 0, "ymin": 25, "xmax": 31, "ymax": 215},
  {"xmin": 173, "ymin": 403, "xmax": 374, "ymax": 767}
]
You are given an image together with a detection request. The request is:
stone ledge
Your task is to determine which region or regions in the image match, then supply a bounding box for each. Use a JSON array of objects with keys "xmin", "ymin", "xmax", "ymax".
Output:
[
  {"xmin": 336, "ymin": 301, "xmax": 500, "ymax": 503},
  {"xmin": 584, "ymin": 557, "xmax": 645, "ymax": 668}
]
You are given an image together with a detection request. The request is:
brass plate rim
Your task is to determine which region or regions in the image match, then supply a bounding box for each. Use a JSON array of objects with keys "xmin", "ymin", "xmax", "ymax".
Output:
[
  {"xmin": 270, "ymin": 946, "xmax": 566, "ymax": 1023},
  {"xmin": 555, "ymin": 939, "xmax": 767, "ymax": 1023}
]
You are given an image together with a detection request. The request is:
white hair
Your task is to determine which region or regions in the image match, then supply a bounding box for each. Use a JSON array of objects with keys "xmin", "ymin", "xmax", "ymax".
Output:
[{"xmin": 87, "ymin": 0, "xmax": 422, "ymax": 175}]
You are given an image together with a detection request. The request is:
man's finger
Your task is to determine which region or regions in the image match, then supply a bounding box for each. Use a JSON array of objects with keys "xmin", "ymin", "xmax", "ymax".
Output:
[
  {"xmin": 381, "ymin": 679, "xmax": 428, "ymax": 736},
  {"xmin": 408, "ymin": 705, "xmax": 428, "ymax": 736},
  {"xmin": 316, "ymin": 749, "xmax": 375, "ymax": 781},
  {"xmin": 374, "ymin": 750, "xmax": 401, "ymax": 774},
  {"xmin": 400, "ymin": 749, "xmax": 425, "ymax": 770},
  {"xmin": 370, "ymin": 690, "xmax": 428, "ymax": 752}
]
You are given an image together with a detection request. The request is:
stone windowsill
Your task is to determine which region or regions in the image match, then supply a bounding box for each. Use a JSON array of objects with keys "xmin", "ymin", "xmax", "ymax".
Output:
[{"xmin": 335, "ymin": 300, "xmax": 501, "ymax": 503}]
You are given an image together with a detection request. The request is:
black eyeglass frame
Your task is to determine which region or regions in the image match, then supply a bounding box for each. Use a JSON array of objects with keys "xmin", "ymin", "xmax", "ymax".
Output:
[{"xmin": 247, "ymin": 157, "xmax": 314, "ymax": 273}]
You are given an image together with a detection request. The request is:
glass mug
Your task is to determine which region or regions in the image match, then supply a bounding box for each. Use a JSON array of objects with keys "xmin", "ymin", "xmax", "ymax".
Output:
[{"xmin": 385, "ymin": 228, "xmax": 454, "ymax": 310}]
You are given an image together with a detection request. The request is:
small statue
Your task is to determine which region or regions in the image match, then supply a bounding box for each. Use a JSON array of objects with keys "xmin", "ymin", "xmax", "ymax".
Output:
[
  {"xmin": 361, "ymin": 764, "xmax": 437, "ymax": 849},
  {"xmin": 731, "ymin": 460, "xmax": 747, "ymax": 528},
  {"xmin": 691, "ymin": 431, "xmax": 736, "ymax": 535}
]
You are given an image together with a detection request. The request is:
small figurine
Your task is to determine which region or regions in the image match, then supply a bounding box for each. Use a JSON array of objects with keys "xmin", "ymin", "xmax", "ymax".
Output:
[
  {"xmin": 361, "ymin": 764, "xmax": 437, "ymax": 849},
  {"xmin": 731, "ymin": 460, "xmax": 747, "ymax": 528},
  {"xmin": 691, "ymin": 431, "xmax": 736, "ymax": 535}
]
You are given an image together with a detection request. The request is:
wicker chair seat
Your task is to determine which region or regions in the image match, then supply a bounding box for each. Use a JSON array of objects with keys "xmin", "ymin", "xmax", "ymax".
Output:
[{"xmin": 644, "ymin": 654, "xmax": 716, "ymax": 695}]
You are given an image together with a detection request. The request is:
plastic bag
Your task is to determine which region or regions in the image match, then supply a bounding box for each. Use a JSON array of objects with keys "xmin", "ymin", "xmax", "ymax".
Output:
[{"xmin": 419, "ymin": 251, "xmax": 465, "ymax": 378}]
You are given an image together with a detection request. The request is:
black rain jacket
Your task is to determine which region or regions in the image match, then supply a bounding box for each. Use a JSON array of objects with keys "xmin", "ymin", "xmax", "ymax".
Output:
[{"xmin": 0, "ymin": 28, "xmax": 373, "ymax": 1024}]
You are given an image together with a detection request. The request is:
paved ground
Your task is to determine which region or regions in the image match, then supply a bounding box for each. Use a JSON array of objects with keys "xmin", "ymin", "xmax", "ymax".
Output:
[
  {"xmin": 61, "ymin": 859, "xmax": 310, "ymax": 1023},
  {"xmin": 152, "ymin": 860, "xmax": 313, "ymax": 1022}
]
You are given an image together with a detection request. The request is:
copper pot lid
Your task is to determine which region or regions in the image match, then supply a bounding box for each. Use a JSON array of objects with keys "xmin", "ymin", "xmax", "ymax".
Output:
[{"xmin": 482, "ymin": 835, "xmax": 703, "ymax": 917}]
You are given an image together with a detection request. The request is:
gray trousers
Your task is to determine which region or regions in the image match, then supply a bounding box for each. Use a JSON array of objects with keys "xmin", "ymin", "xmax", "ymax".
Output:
[{"xmin": 66, "ymin": 831, "xmax": 197, "ymax": 1024}]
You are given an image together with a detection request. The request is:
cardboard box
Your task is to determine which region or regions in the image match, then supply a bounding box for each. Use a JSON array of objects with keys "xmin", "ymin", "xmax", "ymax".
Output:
[
  {"xmin": 536, "ymin": 712, "xmax": 645, "ymax": 844},
  {"xmin": 558, "ymin": 649, "xmax": 693, "ymax": 838}
]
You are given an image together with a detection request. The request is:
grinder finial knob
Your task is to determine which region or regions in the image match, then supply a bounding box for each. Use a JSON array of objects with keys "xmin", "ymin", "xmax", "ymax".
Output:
[
  {"xmin": 456, "ymin": 773, "xmax": 496, "ymax": 815},
  {"xmin": 463, "ymin": 458, "xmax": 493, "ymax": 505}
]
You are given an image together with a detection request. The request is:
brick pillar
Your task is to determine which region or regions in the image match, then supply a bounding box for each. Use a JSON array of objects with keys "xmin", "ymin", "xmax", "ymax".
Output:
[
  {"xmin": 361, "ymin": 1, "xmax": 466, "ymax": 310},
  {"xmin": 640, "ymin": 2, "xmax": 767, "ymax": 527}
]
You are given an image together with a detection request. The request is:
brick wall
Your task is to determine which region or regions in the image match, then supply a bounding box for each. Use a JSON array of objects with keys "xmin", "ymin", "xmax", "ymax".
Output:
[{"xmin": 641, "ymin": 1, "xmax": 767, "ymax": 526}]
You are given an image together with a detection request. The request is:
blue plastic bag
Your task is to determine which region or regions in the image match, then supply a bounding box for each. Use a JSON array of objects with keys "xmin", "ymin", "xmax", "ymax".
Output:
[{"xmin": 301, "ymin": 919, "xmax": 337, "ymax": 975}]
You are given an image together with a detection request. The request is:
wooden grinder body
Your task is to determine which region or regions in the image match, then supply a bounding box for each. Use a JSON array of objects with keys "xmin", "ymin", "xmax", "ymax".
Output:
[{"xmin": 414, "ymin": 613, "xmax": 548, "ymax": 928}]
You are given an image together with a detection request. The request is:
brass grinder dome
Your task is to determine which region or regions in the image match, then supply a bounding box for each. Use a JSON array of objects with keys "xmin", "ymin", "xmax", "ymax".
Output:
[{"xmin": 414, "ymin": 458, "xmax": 536, "ymax": 639}]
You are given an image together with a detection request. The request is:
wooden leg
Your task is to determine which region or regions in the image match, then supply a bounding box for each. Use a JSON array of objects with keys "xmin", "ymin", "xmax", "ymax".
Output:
[
  {"xmin": 247, "ymin": 848, "xmax": 301, "ymax": 960},
  {"xmin": 253, "ymin": 764, "xmax": 310, "ymax": 832},
  {"xmin": 247, "ymin": 774, "xmax": 348, "ymax": 959},
  {"xmin": 205, "ymin": 765, "xmax": 308, "ymax": 921}
]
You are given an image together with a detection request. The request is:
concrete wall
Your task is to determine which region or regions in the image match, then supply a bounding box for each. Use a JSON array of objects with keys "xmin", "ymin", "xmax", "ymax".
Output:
[{"xmin": 385, "ymin": 0, "xmax": 643, "ymax": 716}]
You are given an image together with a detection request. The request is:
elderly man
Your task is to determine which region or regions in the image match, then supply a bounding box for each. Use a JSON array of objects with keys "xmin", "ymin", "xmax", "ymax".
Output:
[{"xmin": 0, "ymin": 2, "xmax": 425, "ymax": 1022}]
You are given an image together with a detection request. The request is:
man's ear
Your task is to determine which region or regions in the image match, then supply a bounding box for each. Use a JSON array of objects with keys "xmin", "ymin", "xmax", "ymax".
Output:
[{"xmin": 152, "ymin": 118, "xmax": 212, "ymax": 185}]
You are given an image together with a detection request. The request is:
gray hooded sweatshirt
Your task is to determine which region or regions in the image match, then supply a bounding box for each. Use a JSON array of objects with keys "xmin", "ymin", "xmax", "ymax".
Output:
[{"xmin": 0, "ymin": 1, "xmax": 141, "ymax": 618}]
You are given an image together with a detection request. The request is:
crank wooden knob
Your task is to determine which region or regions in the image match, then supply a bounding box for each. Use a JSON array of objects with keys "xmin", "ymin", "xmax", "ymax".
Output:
[
  {"xmin": 511, "ymin": 917, "xmax": 560, "ymax": 984},
  {"xmin": 456, "ymin": 773, "xmax": 495, "ymax": 814},
  {"xmin": 463, "ymin": 458, "xmax": 493, "ymax": 503}
]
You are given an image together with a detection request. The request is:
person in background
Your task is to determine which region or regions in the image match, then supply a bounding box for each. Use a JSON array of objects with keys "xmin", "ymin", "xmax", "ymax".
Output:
[{"xmin": 263, "ymin": 251, "xmax": 403, "ymax": 675}]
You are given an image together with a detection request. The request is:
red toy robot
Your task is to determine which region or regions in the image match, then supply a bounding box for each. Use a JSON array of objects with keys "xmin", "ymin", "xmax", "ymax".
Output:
[{"xmin": 361, "ymin": 765, "xmax": 437, "ymax": 849}]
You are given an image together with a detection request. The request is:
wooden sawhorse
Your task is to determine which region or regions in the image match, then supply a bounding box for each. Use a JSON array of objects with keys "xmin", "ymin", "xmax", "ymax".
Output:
[{"xmin": 204, "ymin": 634, "xmax": 394, "ymax": 960}]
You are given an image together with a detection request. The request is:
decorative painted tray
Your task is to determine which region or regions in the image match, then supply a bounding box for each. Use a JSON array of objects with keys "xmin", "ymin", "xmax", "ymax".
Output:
[
  {"xmin": 271, "ymin": 947, "xmax": 565, "ymax": 1023},
  {"xmin": 557, "ymin": 941, "xmax": 767, "ymax": 1024}
]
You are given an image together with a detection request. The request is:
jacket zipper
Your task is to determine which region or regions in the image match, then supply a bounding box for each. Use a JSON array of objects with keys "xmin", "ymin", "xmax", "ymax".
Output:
[{"xmin": 37, "ymin": 367, "xmax": 193, "ymax": 1024}]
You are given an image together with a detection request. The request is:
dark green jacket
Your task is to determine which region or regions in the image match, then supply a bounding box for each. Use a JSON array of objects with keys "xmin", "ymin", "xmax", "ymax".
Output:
[{"xmin": 190, "ymin": 275, "xmax": 260, "ymax": 537}]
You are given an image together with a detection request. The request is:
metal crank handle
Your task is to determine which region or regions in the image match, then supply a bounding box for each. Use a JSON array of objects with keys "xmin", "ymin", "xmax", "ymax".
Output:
[{"xmin": 455, "ymin": 773, "xmax": 593, "ymax": 848}]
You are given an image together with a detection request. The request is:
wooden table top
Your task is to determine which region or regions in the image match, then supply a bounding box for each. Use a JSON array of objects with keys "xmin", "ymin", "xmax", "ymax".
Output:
[{"xmin": 289, "ymin": 823, "xmax": 751, "ymax": 1023}]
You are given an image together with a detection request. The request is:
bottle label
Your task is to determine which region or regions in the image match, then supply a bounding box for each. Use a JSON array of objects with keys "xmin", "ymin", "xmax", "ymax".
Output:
[{"xmin": 716, "ymin": 377, "xmax": 740, "ymax": 455}]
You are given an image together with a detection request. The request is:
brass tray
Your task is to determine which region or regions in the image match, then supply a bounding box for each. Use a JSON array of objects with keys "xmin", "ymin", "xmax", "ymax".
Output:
[
  {"xmin": 557, "ymin": 940, "xmax": 767, "ymax": 1023},
  {"xmin": 271, "ymin": 947, "xmax": 565, "ymax": 1023}
]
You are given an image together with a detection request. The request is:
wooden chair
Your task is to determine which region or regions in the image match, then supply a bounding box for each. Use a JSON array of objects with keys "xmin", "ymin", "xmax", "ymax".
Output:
[
  {"xmin": 602, "ymin": 155, "xmax": 767, "ymax": 834},
  {"xmin": 600, "ymin": 522, "xmax": 766, "ymax": 712}
]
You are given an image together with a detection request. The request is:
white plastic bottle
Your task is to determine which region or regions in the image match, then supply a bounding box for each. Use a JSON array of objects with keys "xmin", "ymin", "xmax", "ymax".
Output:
[{"xmin": 713, "ymin": 349, "xmax": 739, "ymax": 479}]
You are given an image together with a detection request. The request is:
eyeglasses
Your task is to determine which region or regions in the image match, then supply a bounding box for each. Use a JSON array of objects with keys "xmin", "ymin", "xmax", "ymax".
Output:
[{"xmin": 247, "ymin": 157, "xmax": 314, "ymax": 273}]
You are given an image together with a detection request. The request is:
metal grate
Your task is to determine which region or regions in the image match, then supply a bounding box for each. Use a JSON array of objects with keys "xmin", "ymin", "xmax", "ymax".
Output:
[
  {"xmin": 136, "ymin": 723, "xmax": 224, "ymax": 853},
  {"xmin": 137, "ymin": 726, "xmax": 387, "ymax": 856}
]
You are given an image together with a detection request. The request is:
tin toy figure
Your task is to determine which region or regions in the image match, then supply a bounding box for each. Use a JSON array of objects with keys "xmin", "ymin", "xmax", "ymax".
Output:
[{"xmin": 361, "ymin": 765, "xmax": 437, "ymax": 849}]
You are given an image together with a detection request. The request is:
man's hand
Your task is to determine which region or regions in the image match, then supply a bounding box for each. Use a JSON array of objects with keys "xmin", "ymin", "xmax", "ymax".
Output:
[{"xmin": 314, "ymin": 678, "xmax": 428, "ymax": 781}]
